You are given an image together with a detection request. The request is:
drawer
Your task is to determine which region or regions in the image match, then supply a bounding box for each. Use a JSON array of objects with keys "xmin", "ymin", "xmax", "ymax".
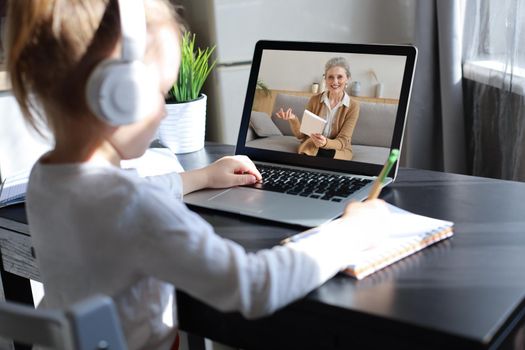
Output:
[{"xmin": 0, "ymin": 227, "xmax": 40, "ymax": 281}]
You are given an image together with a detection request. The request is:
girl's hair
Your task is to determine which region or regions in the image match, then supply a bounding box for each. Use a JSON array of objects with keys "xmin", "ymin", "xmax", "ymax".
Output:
[
  {"xmin": 325, "ymin": 57, "xmax": 351, "ymax": 78},
  {"xmin": 5, "ymin": 0, "xmax": 181, "ymax": 137}
]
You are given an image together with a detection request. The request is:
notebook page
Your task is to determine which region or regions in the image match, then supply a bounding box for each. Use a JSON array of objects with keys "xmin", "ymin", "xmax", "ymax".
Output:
[
  {"xmin": 343, "ymin": 204, "xmax": 454, "ymax": 279},
  {"xmin": 370, "ymin": 205, "xmax": 453, "ymax": 237},
  {"xmin": 282, "ymin": 203, "xmax": 454, "ymax": 279},
  {"xmin": 345, "ymin": 227, "xmax": 453, "ymax": 279}
]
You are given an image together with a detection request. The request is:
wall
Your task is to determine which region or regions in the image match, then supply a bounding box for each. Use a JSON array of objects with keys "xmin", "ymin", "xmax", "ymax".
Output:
[
  {"xmin": 258, "ymin": 50, "xmax": 406, "ymax": 99},
  {"xmin": 0, "ymin": 93, "xmax": 52, "ymax": 180},
  {"xmin": 357, "ymin": 0, "xmax": 416, "ymax": 44},
  {"xmin": 181, "ymin": 0, "xmax": 417, "ymax": 144},
  {"xmin": 183, "ymin": 0, "xmax": 416, "ymax": 62}
]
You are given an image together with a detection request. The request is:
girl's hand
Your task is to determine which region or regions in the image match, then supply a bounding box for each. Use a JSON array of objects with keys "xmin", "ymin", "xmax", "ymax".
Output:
[
  {"xmin": 285, "ymin": 199, "xmax": 390, "ymax": 275},
  {"xmin": 275, "ymin": 108, "xmax": 297, "ymax": 120},
  {"xmin": 204, "ymin": 155, "xmax": 262, "ymax": 189},
  {"xmin": 342, "ymin": 199, "xmax": 388, "ymax": 219},
  {"xmin": 310, "ymin": 133, "xmax": 327, "ymax": 148},
  {"xmin": 181, "ymin": 156, "xmax": 262, "ymax": 194},
  {"xmin": 335, "ymin": 199, "xmax": 390, "ymax": 251},
  {"xmin": 339, "ymin": 199, "xmax": 390, "ymax": 248}
]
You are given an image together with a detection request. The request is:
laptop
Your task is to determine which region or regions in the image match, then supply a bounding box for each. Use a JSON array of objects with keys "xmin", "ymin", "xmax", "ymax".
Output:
[{"xmin": 184, "ymin": 40, "xmax": 417, "ymax": 227}]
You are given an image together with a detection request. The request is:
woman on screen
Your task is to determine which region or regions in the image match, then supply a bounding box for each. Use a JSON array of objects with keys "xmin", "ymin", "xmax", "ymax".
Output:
[{"xmin": 275, "ymin": 57, "xmax": 360, "ymax": 160}]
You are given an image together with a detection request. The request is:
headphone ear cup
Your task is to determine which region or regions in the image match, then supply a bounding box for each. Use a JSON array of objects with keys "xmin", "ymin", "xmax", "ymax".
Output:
[
  {"xmin": 86, "ymin": 59, "xmax": 113, "ymax": 123},
  {"xmin": 86, "ymin": 60, "xmax": 158, "ymax": 125}
]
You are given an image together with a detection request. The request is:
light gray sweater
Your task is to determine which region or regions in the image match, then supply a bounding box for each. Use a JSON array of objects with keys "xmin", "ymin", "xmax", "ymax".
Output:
[{"xmin": 27, "ymin": 158, "xmax": 368, "ymax": 349}]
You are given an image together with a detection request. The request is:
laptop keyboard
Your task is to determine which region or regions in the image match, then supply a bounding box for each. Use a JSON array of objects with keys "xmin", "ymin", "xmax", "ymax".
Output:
[{"xmin": 248, "ymin": 164, "xmax": 371, "ymax": 202}]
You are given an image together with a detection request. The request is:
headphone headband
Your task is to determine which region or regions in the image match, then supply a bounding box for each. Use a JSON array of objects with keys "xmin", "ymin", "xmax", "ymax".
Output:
[
  {"xmin": 85, "ymin": 0, "xmax": 156, "ymax": 126},
  {"xmin": 118, "ymin": 0, "xmax": 146, "ymax": 61}
]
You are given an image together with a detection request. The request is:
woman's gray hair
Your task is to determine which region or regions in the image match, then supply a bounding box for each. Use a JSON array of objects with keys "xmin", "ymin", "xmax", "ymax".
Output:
[{"xmin": 325, "ymin": 57, "xmax": 351, "ymax": 78}]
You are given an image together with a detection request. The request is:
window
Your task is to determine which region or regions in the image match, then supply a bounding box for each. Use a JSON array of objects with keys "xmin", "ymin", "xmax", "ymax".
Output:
[{"xmin": 462, "ymin": 0, "xmax": 525, "ymax": 95}]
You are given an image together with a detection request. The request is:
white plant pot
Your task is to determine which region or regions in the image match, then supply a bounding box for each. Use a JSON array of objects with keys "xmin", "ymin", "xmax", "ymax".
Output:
[{"xmin": 158, "ymin": 94, "xmax": 207, "ymax": 154}]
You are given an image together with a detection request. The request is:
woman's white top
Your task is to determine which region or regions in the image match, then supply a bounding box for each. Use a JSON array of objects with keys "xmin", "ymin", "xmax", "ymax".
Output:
[
  {"xmin": 321, "ymin": 91, "xmax": 351, "ymax": 137},
  {"xmin": 27, "ymin": 157, "xmax": 370, "ymax": 349}
]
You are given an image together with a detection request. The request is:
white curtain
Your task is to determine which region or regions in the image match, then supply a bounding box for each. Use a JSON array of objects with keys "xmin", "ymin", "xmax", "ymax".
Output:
[{"xmin": 463, "ymin": 0, "xmax": 525, "ymax": 180}]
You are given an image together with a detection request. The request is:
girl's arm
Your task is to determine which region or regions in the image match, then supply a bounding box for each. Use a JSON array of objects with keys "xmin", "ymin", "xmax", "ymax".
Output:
[{"xmin": 132, "ymin": 189, "xmax": 387, "ymax": 319}]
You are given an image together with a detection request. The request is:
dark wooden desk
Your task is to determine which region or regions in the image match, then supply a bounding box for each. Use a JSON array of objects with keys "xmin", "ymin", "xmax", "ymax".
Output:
[{"xmin": 2, "ymin": 144, "xmax": 525, "ymax": 350}]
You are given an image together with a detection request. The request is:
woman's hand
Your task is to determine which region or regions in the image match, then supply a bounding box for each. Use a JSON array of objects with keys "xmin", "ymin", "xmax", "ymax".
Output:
[
  {"xmin": 310, "ymin": 133, "xmax": 327, "ymax": 148},
  {"xmin": 275, "ymin": 108, "xmax": 297, "ymax": 121}
]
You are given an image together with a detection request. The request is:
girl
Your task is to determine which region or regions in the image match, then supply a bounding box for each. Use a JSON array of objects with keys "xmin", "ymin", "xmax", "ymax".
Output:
[{"xmin": 6, "ymin": 1, "xmax": 385, "ymax": 349}]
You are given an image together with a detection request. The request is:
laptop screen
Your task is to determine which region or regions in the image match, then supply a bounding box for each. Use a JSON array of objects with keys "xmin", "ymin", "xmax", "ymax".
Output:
[{"xmin": 236, "ymin": 41, "xmax": 417, "ymax": 178}]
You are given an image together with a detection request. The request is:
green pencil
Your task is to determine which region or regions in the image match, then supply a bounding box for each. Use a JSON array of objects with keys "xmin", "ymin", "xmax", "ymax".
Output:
[{"xmin": 367, "ymin": 149, "xmax": 399, "ymax": 200}]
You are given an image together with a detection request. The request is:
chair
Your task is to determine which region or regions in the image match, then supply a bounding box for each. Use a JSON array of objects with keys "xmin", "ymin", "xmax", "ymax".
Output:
[{"xmin": 0, "ymin": 294, "xmax": 127, "ymax": 349}]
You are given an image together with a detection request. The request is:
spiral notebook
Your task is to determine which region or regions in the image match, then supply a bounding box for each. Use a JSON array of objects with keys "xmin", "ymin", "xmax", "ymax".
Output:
[
  {"xmin": 344, "ymin": 223, "xmax": 453, "ymax": 279},
  {"xmin": 283, "ymin": 203, "xmax": 454, "ymax": 279}
]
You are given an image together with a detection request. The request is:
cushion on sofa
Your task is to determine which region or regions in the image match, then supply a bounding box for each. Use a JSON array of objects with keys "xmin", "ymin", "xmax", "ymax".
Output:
[
  {"xmin": 352, "ymin": 144, "xmax": 391, "ymax": 164},
  {"xmin": 352, "ymin": 101, "xmax": 397, "ymax": 148},
  {"xmin": 246, "ymin": 124, "xmax": 256, "ymax": 142},
  {"xmin": 249, "ymin": 111, "xmax": 283, "ymax": 137},
  {"xmin": 270, "ymin": 94, "xmax": 310, "ymax": 136},
  {"xmin": 246, "ymin": 135, "xmax": 301, "ymax": 153}
]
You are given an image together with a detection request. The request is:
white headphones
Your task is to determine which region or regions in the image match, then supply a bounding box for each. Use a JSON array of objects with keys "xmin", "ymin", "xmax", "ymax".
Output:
[{"xmin": 85, "ymin": 0, "xmax": 157, "ymax": 125}]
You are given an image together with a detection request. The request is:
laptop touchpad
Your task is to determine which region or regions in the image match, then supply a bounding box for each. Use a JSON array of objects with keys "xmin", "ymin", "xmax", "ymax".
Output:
[{"xmin": 207, "ymin": 188, "xmax": 265, "ymax": 214}]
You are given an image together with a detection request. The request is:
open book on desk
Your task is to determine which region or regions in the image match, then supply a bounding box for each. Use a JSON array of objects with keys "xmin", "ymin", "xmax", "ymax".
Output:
[
  {"xmin": 121, "ymin": 148, "xmax": 184, "ymax": 176},
  {"xmin": 0, "ymin": 170, "xmax": 30, "ymax": 208},
  {"xmin": 283, "ymin": 203, "xmax": 454, "ymax": 280},
  {"xmin": 0, "ymin": 148, "xmax": 183, "ymax": 209}
]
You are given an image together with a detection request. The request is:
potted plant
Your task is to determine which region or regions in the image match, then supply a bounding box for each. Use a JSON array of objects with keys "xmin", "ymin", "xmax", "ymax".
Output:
[
  {"xmin": 158, "ymin": 32, "xmax": 216, "ymax": 154},
  {"xmin": 256, "ymin": 79, "xmax": 271, "ymax": 96}
]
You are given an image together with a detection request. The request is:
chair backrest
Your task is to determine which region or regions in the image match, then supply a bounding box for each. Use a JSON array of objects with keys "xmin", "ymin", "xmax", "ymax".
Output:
[{"xmin": 0, "ymin": 294, "xmax": 127, "ymax": 349}]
